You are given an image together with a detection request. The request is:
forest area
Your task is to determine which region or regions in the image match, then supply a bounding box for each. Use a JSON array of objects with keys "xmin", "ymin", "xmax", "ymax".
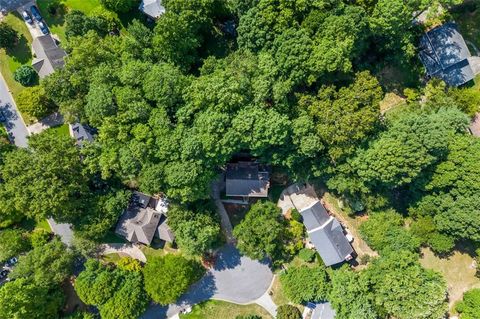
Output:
[{"xmin": 1, "ymin": 0, "xmax": 480, "ymax": 318}]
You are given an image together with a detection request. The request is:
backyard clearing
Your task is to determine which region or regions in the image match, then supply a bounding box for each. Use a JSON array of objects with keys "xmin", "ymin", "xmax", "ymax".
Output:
[
  {"xmin": 420, "ymin": 247, "xmax": 480, "ymax": 311},
  {"xmin": 179, "ymin": 300, "xmax": 273, "ymax": 319}
]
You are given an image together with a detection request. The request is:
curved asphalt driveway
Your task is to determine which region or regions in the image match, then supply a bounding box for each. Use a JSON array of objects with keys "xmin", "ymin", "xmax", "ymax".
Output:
[{"xmin": 142, "ymin": 244, "xmax": 274, "ymax": 319}]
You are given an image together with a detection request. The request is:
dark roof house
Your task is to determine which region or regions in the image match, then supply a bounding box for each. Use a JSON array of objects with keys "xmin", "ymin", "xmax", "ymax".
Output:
[
  {"xmin": 31, "ymin": 35, "xmax": 67, "ymax": 78},
  {"xmin": 116, "ymin": 191, "xmax": 174, "ymax": 245},
  {"xmin": 419, "ymin": 22, "xmax": 477, "ymax": 87},
  {"xmin": 69, "ymin": 123, "xmax": 94, "ymax": 147},
  {"xmin": 139, "ymin": 0, "xmax": 165, "ymax": 19},
  {"xmin": 225, "ymin": 162, "xmax": 270, "ymax": 198},
  {"xmin": 300, "ymin": 201, "xmax": 354, "ymax": 267}
]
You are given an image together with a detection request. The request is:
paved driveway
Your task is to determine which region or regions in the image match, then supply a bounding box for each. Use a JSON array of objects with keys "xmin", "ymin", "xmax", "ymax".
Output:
[
  {"xmin": 141, "ymin": 244, "xmax": 274, "ymax": 319},
  {"xmin": 47, "ymin": 218, "xmax": 74, "ymax": 246},
  {"xmin": 0, "ymin": 73, "xmax": 29, "ymax": 148}
]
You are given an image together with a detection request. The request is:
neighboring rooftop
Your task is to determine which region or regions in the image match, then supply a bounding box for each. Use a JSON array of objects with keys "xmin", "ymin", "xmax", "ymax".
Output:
[
  {"xmin": 225, "ymin": 162, "xmax": 270, "ymax": 198},
  {"xmin": 31, "ymin": 34, "xmax": 67, "ymax": 78},
  {"xmin": 115, "ymin": 191, "xmax": 174, "ymax": 245},
  {"xmin": 69, "ymin": 123, "xmax": 94, "ymax": 147},
  {"xmin": 419, "ymin": 22, "xmax": 476, "ymax": 86},
  {"xmin": 139, "ymin": 0, "xmax": 165, "ymax": 19},
  {"xmin": 300, "ymin": 201, "xmax": 354, "ymax": 267}
]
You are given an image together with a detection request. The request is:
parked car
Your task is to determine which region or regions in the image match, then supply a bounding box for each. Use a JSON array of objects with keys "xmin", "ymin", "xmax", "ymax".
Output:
[
  {"xmin": 21, "ymin": 11, "xmax": 33, "ymax": 24},
  {"xmin": 30, "ymin": 5, "xmax": 42, "ymax": 21},
  {"xmin": 6, "ymin": 257, "xmax": 17, "ymax": 267},
  {"xmin": 38, "ymin": 21, "xmax": 49, "ymax": 35},
  {"xmin": 0, "ymin": 111, "xmax": 6, "ymax": 123},
  {"xmin": 0, "ymin": 270, "xmax": 9, "ymax": 279}
]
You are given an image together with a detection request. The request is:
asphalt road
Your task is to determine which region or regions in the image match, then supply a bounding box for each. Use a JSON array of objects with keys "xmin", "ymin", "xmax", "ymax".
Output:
[
  {"xmin": 0, "ymin": 73, "xmax": 29, "ymax": 148},
  {"xmin": 141, "ymin": 244, "xmax": 274, "ymax": 319}
]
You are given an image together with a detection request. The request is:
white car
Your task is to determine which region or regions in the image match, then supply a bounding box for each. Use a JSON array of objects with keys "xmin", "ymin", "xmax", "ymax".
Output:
[{"xmin": 22, "ymin": 11, "xmax": 33, "ymax": 24}]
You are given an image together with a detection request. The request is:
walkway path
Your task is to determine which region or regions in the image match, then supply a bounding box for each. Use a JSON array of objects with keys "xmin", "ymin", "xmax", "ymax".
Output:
[
  {"xmin": 142, "ymin": 244, "xmax": 274, "ymax": 319},
  {"xmin": 254, "ymin": 291, "xmax": 277, "ymax": 317},
  {"xmin": 211, "ymin": 180, "xmax": 235, "ymax": 244},
  {"xmin": 47, "ymin": 218, "xmax": 74, "ymax": 246},
  {"xmin": 100, "ymin": 243, "xmax": 147, "ymax": 263},
  {"xmin": 27, "ymin": 112, "xmax": 64, "ymax": 135},
  {"xmin": 0, "ymin": 73, "xmax": 29, "ymax": 148}
]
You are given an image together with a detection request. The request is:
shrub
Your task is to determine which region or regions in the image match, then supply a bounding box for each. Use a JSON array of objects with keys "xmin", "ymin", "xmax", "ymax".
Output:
[
  {"xmin": 456, "ymin": 288, "xmax": 480, "ymax": 318},
  {"xmin": 0, "ymin": 229, "xmax": 31, "ymax": 262},
  {"xmin": 428, "ymin": 233, "xmax": 455, "ymax": 255},
  {"xmin": 235, "ymin": 315, "xmax": 261, "ymax": 319},
  {"xmin": 13, "ymin": 66, "xmax": 38, "ymax": 86},
  {"xmin": 117, "ymin": 257, "xmax": 142, "ymax": 272},
  {"xmin": 16, "ymin": 86, "xmax": 56, "ymax": 119},
  {"xmin": 290, "ymin": 209, "xmax": 302, "ymax": 222},
  {"xmin": 29, "ymin": 229, "xmax": 51, "ymax": 248},
  {"xmin": 359, "ymin": 254, "xmax": 372, "ymax": 265},
  {"xmin": 298, "ymin": 248, "xmax": 316, "ymax": 262},
  {"xmin": 276, "ymin": 305, "xmax": 302, "ymax": 319}
]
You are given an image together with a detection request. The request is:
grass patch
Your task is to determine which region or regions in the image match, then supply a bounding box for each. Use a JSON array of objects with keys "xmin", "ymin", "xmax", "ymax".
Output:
[
  {"xmin": 420, "ymin": 247, "xmax": 480, "ymax": 311},
  {"xmin": 35, "ymin": 219, "xmax": 52, "ymax": 233},
  {"xmin": 47, "ymin": 123, "xmax": 70, "ymax": 138},
  {"xmin": 380, "ymin": 92, "xmax": 407, "ymax": 115},
  {"xmin": 37, "ymin": 0, "xmax": 102, "ymax": 44},
  {"xmin": 0, "ymin": 12, "xmax": 33, "ymax": 99},
  {"xmin": 141, "ymin": 246, "xmax": 167, "ymax": 261},
  {"xmin": 270, "ymin": 275, "xmax": 289, "ymax": 306},
  {"xmin": 101, "ymin": 252, "xmax": 123, "ymax": 264},
  {"xmin": 180, "ymin": 300, "xmax": 273, "ymax": 319}
]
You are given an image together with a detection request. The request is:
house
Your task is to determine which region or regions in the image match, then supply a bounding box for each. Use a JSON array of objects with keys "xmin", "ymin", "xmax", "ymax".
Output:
[
  {"xmin": 225, "ymin": 162, "xmax": 270, "ymax": 198},
  {"xmin": 419, "ymin": 22, "xmax": 479, "ymax": 87},
  {"xmin": 31, "ymin": 34, "xmax": 67, "ymax": 78},
  {"xmin": 139, "ymin": 0, "xmax": 165, "ymax": 19},
  {"xmin": 300, "ymin": 201, "xmax": 354, "ymax": 267},
  {"xmin": 69, "ymin": 123, "xmax": 94, "ymax": 147},
  {"xmin": 115, "ymin": 191, "xmax": 174, "ymax": 245}
]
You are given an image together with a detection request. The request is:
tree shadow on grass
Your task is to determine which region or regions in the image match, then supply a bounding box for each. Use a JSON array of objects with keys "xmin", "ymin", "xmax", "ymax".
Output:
[{"xmin": 6, "ymin": 35, "xmax": 31, "ymax": 66}]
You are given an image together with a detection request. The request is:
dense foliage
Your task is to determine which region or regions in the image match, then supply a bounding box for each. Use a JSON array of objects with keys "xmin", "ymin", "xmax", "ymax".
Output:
[
  {"xmin": 456, "ymin": 288, "xmax": 480, "ymax": 319},
  {"xmin": 75, "ymin": 259, "xmax": 148, "ymax": 319},
  {"xmin": 276, "ymin": 304, "xmax": 302, "ymax": 319},
  {"xmin": 13, "ymin": 65, "xmax": 37, "ymax": 86},
  {"xmin": 280, "ymin": 265, "xmax": 329, "ymax": 304},
  {"xmin": 233, "ymin": 201, "xmax": 286, "ymax": 261},
  {"xmin": 0, "ymin": 22, "xmax": 17, "ymax": 49},
  {"xmin": 0, "ymin": 229, "xmax": 30, "ymax": 262},
  {"xmin": 143, "ymin": 254, "xmax": 204, "ymax": 305}
]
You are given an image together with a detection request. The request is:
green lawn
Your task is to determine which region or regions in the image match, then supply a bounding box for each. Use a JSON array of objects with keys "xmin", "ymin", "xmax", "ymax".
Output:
[
  {"xmin": 0, "ymin": 12, "xmax": 33, "ymax": 99},
  {"xmin": 101, "ymin": 252, "xmax": 123, "ymax": 264},
  {"xmin": 180, "ymin": 300, "xmax": 273, "ymax": 319},
  {"xmin": 37, "ymin": 0, "xmax": 102, "ymax": 44},
  {"xmin": 47, "ymin": 123, "xmax": 70, "ymax": 137},
  {"xmin": 35, "ymin": 219, "xmax": 53, "ymax": 233}
]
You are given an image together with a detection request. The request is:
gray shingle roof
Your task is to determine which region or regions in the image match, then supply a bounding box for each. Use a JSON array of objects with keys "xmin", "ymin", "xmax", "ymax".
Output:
[
  {"xmin": 116, "ymin": 192, "xmax": 174, "ymax": 245},
  {"xmin": 69, "ymin": 123, "xmax": 94, "ymax": 147},
  {"xmin": 419, "ymin": 22, "xmax": 474, "ymax": 86},
  {"xmin": 311, "ymin": 302, "xmax": 336, "ymax": 319},
  {"xmin": 225, "ymin": 162, "xmax": 270, "ymax": 197},
  {"xmin": 31, "ymin": 35, "xmax": 66, "ymax": 78},
  {"xmin": 300, "ymin": 201, "xmax": 353, "ymax": 267},
  {"xmin": 139, "ymin": 0, "xmax": 165, "ymax": 19}
]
